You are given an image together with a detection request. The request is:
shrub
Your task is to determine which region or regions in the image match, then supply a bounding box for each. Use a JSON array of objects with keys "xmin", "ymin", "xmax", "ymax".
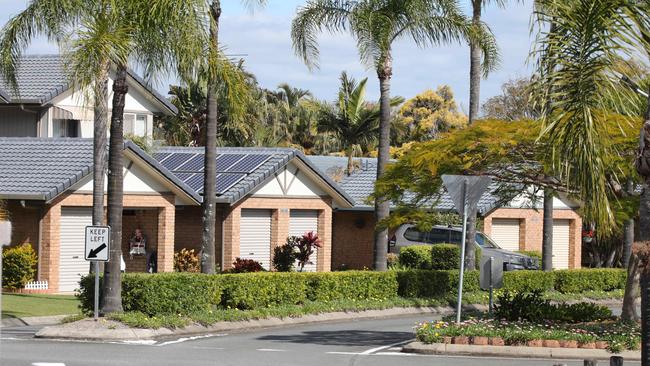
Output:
[
  {"xmin": 554, "ymin": 269, "xmax": 626, "ymax": 293},
  {"xmin": 220, "ymin": 272, "xmax": 307, "ymax": 309},
  {"xmin": 503, "ymin": 270, "xmax": 555, "ymax": 292},
  {"xmin": 227, "ymin": 258, "xmax": 264, "ymax": 273},
  {"xmin": 396, "ymin": 270, "xmax": 479, "ymax": 298},
  {"xmin": 494, "ymin": 290, "xmax": 612, "ymax": 323},
  {"xmin": 1, "ymin": 243, "xmax": 37, "ymax": 289},
  {"xmin": 386, "ymin": 253, "xmax": 399, "ymax": 268},
  {"xmin": 399, "ymin": 245, "xmax": 432, "ymax": 269},
  {"xmin": 517, "ymin": 250, "xmax": 542, "ymax": 261},
  {"xmin": 78, "ymin": 273, "xmax": 222, "ymax": 316},
  {"xmin": 303, "ymin": 271, "xmax": 398, "ymax": 302},
  {"xmin": 430, "ymin": 244, "xmax": 459, "ymax": 270},
  {"xmin": 294, "ymin": 232, "xmax": 322, "ymax": 272},
  {"xmin": 174, "ymin": 248, "xmax": 200, "ymax": 272},
  {"xmin": 272, "ymin": 244, "xmax": 296, "ymax": 272}
]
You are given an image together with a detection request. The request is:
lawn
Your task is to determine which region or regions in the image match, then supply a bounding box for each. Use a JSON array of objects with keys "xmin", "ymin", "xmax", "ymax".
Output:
[{"xmin": 1, "ymin": 292, "xmax": 80, "ymax": 318}]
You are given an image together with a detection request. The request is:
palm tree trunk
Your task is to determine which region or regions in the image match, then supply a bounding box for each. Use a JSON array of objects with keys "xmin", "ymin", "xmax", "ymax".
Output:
[
  {"xmin": 642, "ymin": 272, "xmax": 650, "ymax": 365},
  {"xmin": 101, "ymin": 64, "xmax": 128, "ymax": 314},
  {"xmin": 373, "ymin": 54, "xmax": 393, "ymax": 271},
  {"xmin": 623, "ymin": 179, "xmax": 635, "ymax": 268},
  {"xmin": 623, "ymin": 85, "xmax": 650, "ymax": 320},
  {"xmin": 468, "ymin": 0, "xmax": 482, "ymax": 125},
  {"xmin": 347, "ymin": 150, "xmax": 354, "ymax": 176},
  {"xmin": 464, "ymin": 208, "xmax": 477, "ymax": 270},
  {"xmin": 201, "ymin": 0, "xmax": 221, "ymax": 274},
  {"xmin": 92, "ymin": 64, "xmax": 109, "ymax": 227},
  {"xmin": 542, "ymin": 188, "xmax": 554, "ymax": 271}
]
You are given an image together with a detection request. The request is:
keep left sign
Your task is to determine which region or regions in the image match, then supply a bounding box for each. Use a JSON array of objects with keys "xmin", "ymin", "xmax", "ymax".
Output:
[{"xmin": 85, "ymin": 226, "xmax": 110, "ymax": 261}]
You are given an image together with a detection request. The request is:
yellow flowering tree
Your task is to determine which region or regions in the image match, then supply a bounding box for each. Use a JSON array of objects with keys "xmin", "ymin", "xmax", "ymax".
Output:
[{"xmin": 394, "ymin": 86, "xmax": 467, "ymax": 143}]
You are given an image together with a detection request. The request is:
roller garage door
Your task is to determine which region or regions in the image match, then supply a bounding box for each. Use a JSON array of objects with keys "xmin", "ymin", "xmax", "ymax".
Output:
[
  {"xmin": 290, "ymin": 210, "xmax": 318, "ymax": 272},
  {"xmin": 552, "ymin": 219, "xmax": 571, "ymax": 269},
  {"xmin": 59, "ymin": 207, "xmax": 92, "ymax": 292},
  {"xmin": 490, "ymin": 218, "xmax": 521, "ymax": 251},
  {"xmin": 240, "ymin": 209, "xmax": 272, "ymax": 269}
]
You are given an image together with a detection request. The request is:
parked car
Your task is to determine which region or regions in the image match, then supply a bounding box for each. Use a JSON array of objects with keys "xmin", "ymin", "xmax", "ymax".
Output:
[{"xmin": 389, "ymin": 224, "xmax": 539, "ymax": 271}]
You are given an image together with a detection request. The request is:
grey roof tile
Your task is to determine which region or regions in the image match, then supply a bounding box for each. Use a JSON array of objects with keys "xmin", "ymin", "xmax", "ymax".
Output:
[
  {"xmin": 306, "ymin": 155, "xmax": 508, "ymax": 214},
  {"xmin": 0, "ymin": 137, "xmax": 93, "ymax": 200}
]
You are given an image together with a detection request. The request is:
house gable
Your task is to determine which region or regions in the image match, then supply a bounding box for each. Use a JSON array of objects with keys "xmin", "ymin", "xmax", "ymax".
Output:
[{"xmin": 251, "ymin": 161, "xmax": 326, "ymax": 198}]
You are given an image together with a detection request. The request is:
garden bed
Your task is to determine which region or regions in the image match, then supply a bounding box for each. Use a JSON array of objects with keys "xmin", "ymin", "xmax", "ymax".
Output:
[{"xmin": 415, "ymin": 318, "xmax": 640, "ymax": 353}]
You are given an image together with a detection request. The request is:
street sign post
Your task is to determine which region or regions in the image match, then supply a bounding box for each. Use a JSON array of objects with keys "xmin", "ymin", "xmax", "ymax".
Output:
[
  {"xmin": 480, "ymin": 256, "xmax": 504, "ymax": 313},
  {"xmin": 85, "ymin": 226, "xmax": 110, "ymax": 320},
  {"xmin": 441, "ymin": 175, "xmax": 492, "ymax": 323}
]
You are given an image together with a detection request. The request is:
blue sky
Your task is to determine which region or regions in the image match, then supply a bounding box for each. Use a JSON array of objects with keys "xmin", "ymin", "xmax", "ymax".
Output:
[{"xmin": 2, "ymin": 0, "xmax": 535, "ymax": 113}]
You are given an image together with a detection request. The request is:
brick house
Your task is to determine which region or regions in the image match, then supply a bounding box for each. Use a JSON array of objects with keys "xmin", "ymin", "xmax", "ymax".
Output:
[
  {"xmin": 1, "ymin": 139, "xmax": 353, "ymax": 293},
  {"xmin": 308, "ymin": 156, "xmax": 583, "ymax": 270}
]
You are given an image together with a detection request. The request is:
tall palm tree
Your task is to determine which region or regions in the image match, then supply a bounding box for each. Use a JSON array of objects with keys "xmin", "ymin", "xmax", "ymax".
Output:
[
  {"xmin": 2, "ymin": 0, "xmax": 207, "ymax": 312},
  {"xmin": 292, "ymin": 0, "xmax": 498, "ymax": 270},
  {"xmin": 468, "ymin": 0, "xmax": 503, "ymax": 124},
  {"xmin": 201, "ymin": 0, "xmax": 266, "ymax": 274},
  {"xmin": 319, "ymin": 72, "xmax": 402, "ymax": 174},
  {"xmin": 531, "ymin": 0, "xmax": 647, "ymax": 318}
]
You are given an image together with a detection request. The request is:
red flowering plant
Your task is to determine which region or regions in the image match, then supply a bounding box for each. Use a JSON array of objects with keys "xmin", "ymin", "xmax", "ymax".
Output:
[
  {"xmin": 294, "ymin": 231, "xmax": 322, "ymax": 272},
  {"xmin": 228, "ymin": 257, "xmax": 264, "ymax": 273}
]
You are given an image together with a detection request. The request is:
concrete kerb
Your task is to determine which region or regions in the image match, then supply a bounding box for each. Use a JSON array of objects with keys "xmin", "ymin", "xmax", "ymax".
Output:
[
  {"xmin": 402, "ymin": 341, "xmax": 641, "ymax": 361},
  {"xmin": 35, "ymin": 305, "xmax": 488, "ymax": 341},
  {"xmin": 1, "ymin": 314, "xmax": 72, "ymax": 328}
]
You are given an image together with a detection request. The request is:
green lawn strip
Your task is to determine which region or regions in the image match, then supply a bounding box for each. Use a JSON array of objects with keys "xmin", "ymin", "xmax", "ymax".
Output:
[
  {"xmin": 415, "ymin": 318, "xmax": 640, "ymax": 353},
  {"xmin": 1, "ymin": 293, "xmax": 80, "ymax": 318},
  {"xmin": 107, "ymin": 297, "xmax": 448, "ymax": 329}
]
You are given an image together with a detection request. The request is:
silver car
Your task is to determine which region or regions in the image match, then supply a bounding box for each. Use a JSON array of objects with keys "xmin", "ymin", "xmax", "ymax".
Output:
[{"xmin": 389, "ymin": 224, "xmax": 539, "ymax": 271}]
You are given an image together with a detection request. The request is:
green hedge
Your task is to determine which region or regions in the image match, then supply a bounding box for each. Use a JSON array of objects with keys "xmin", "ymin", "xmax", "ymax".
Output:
[
  {"xmin": 303, "ymin": 271, "xmax": 397, "ymax": 302},
  {"xmin": 220, "ymin": 272, "xmax": 307, "ymax": 309},
  {"xmin": 399, "ymin": 246, "xmax": 433, "ymax": 269},
  {"xmin": 554, "ymin": 269, "xmax": 627, "ymax": 293},
  {"xmin": 396, "ymin": 270, "xmax": 480, "ymax": 298},
  {"xmin": 503, "ymin": 270, "xmax": 555, "ymax": 292}
]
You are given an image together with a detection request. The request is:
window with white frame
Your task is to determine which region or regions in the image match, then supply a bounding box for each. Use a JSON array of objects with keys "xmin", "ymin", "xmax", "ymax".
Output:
[
  {"xmin": 123, "ymin": 113, "xmax": 149, "ymax": 137},
  {"xmin": 52, "ymin": 119, "xmax": 80, "ymax": 137}
]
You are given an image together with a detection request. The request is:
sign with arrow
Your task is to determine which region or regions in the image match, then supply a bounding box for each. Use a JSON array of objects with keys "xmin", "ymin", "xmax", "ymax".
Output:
[{"xmin": 85, "ymin": 226, "xmax": 110, "ymax": 262}]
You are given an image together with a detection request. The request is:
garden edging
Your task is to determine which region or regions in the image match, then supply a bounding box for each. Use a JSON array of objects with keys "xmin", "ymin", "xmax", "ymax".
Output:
[
  {"xmin": 35, "ymin": 305, "xmax": 487, "ymax": 341},
  {"xmin": 402, "ymin": 341, "xmax": 641, "ymax": 361}
]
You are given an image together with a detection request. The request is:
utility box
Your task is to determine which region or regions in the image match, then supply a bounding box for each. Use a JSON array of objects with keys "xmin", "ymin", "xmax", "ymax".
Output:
[{"xmin": 480, "ymin": 256, "xmax": 504, "ymax": 290}]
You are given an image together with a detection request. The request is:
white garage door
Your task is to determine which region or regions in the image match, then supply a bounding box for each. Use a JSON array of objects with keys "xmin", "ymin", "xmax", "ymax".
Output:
[
  {"xmin": 553, "ymin": 219, "xmax": 571, "ymax": 269},
  {"xmin": 240, "ymin": 209, "xmax": 272, "ymax": 269},
  {"xmin": 290, "ymin": 210, "xmax": 318, "ymax": 272},
  {"xmin": 59, "ymin": 207, "xmax": 92, "ymax": 292},
  {"xmin": 490, "ymin": 218, "xmax": 521, "ymax": 251}
]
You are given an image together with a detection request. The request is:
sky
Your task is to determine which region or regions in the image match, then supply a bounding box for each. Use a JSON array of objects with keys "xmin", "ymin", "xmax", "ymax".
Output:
[{"xmin": 1, "ymin": 0, "xmax": 535, "ymax": 113}]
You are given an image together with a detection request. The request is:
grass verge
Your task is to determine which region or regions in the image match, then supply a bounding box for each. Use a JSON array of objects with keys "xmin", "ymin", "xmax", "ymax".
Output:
[{"xmin": 1, "ymin": 292, "xmax": 80, "ymax": 318}]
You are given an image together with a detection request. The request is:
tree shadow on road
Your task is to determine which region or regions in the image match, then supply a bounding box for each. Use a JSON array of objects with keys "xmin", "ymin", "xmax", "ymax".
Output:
[{"xmin": 257, "ymin": 330, "xmax": 413, "ymax": 347}]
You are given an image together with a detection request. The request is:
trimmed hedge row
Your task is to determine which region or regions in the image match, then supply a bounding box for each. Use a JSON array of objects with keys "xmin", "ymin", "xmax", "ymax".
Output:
[
  {"xmin": 399, "ymin": 244, "xmax": 481, "ymax": 270},
  {"xmin": 78, "ymin": 268, "xmax": 627, "ymax": 316}
]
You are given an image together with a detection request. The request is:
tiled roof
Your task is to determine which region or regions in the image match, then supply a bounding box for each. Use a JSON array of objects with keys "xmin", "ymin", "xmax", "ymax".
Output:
[
  {"xmin": 154, "ymin": 147, "xmax": 355, "ymax": 205},
  {"xmin": 306, "ymin": 155, "xmax": 506, "ymax": 214},
  {"xmin": 0, "ymin": 55, "xmax": 177, "ymax": 114},
  {"xmin": 0, "ymin": 138, "xmax": 94, "ymax": 200},
  {"xmin": 0, "ymin": 138, "xmax": 199, "ymax": 203}
]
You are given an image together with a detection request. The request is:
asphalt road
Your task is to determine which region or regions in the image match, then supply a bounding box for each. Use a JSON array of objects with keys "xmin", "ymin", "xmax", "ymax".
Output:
[{"xmin": 0, "ymin": 314, "xmax": 641, "ymax": 366}]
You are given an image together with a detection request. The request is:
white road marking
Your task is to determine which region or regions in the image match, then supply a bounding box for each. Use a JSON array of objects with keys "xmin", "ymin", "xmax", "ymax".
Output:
[
  {"xmin": 256, "ymin": 348, "xmax": 287, "ymax": 352},
  {"xmin": 359, "ymin": 339, "xmax": 413, "ymax": 355},
  {"xmin": 326, "ymin": 352, "xmax": 362, "ymax": 355},
  {"xmin": 31, "ymin": 363, "xmax": 66, "ymax": 366},
  {"xmin": 156, "ymin": 333, "xmax": 226, "ymax": 346},
  {"xmin": 120, "ymin": 340, "xmax": 157, "ymax": 346}
]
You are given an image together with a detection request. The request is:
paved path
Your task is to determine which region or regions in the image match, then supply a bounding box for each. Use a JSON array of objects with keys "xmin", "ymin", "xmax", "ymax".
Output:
[{"xmin": 1, "ymin": 314, "xmax": 640, "ymax": 366}]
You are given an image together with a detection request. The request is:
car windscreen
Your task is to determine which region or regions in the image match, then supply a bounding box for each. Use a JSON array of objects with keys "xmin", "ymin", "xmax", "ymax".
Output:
[{"xmin": 475, "ymin": 233, "xmax": 498, "ymax": 248}]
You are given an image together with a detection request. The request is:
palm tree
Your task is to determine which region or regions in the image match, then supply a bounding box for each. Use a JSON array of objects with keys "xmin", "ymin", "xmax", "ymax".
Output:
[
  {"xmin": 292, "ymin": 0, "xmax": 498, "ymax": 270},
  {"xmin": 531, "ymin": 0, "xmax": 647, "ymax": 318},
  {"xmin": 319, "ymin": 72, "xmax": 402, "ymax": 174},
  {"xmin": 3, "ymin": 0, "xmax": 207, "ymax": 312},
  {"xmin": 468, "ymin": 0, "xmax": 503, "ymax": 124},
  {"xmin": 201, "ymin": 0, "xmax": 266, "ymax": 274}
]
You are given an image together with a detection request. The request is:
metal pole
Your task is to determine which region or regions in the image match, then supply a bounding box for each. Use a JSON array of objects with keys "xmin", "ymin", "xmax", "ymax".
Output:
[
  {"xmin": 94, "ymin": 261, "xmax": 99, "ymax": 320},
  {"xmin": 456, "ymin": 180, "xmax": 468, "ymax": 323},
  {"xmin": 489, "ymin": 256, "xmax": 494, "ymax": 314}
]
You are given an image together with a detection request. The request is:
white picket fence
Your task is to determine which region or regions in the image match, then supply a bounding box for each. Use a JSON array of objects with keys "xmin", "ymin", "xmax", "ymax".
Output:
[{"xmin": 24, "ymin": 280, "xmax": 48, "ymax": 290}]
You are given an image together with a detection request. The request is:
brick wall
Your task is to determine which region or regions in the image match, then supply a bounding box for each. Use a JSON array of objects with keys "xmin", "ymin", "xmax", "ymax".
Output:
[
  {"xmin": 5, "ymin": 201, "xmax": 40, "ymax": 252},
  {"xmin": 332, "ymin": 211, "xmax": 375, "ymax": 270},
  {"xmin": 173, "ymin": 205, "xmax": 224, "ymax": 270},
  {"xmin": 122, "ymin": 209, "xmax": 158, "ymax": 272},
  {"xmin": 483, "ymin": 208, "xmax": 582, "ymax": 269}
]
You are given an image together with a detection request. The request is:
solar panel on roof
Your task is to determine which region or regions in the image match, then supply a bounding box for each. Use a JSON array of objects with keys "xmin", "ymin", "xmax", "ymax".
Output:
[
  {"xmin": 216, "ymin": 173, "xmax": 246, "ymax": 194},
  {"xmin": 225, "ymin": 154, "xmax": 271, "ymax": 173},
  {"xmin": 174, "ymin": 172, "xmax": 193, "ymax": 182},
  {"xmin": 176, "ymin": 154, "xmax": 204, "ymax": 172},
  {"xmin": 216, "ymin": 154, "xmax": 246, "ymax": 171},
  {"xmin": 185, "ymin": 173, "xmax": 204, "ymax": 193},
  {"xmin": 153, "ymin": 152, "xmax": 171, "ymax": 162},
  {"xmin": 161, "ymin": 153, "xmax": 195, "ymax": 171}
]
